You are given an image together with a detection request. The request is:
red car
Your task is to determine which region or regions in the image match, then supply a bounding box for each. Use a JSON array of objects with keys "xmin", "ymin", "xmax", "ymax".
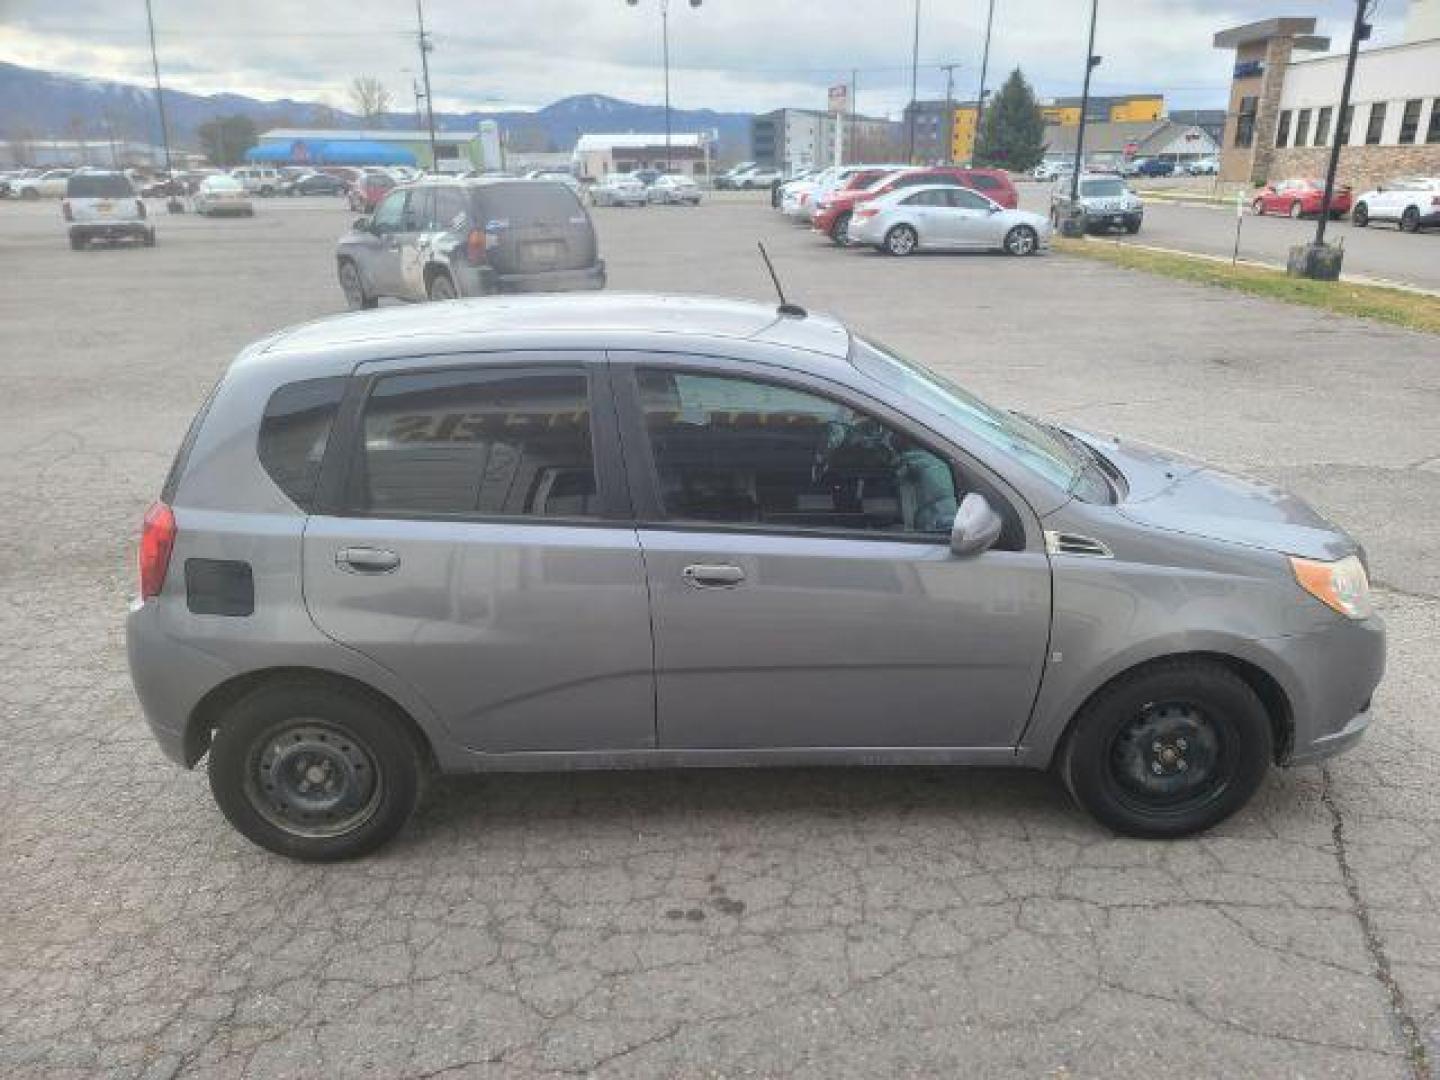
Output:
[
  {"xmin": 813, "ymin": 166, "xmax": 1019, "ymax": 244},
  {"xmin": 348, "ymin": 172, "xmax": 397, "ymax": 213},
  {"xmin": 1251, "ymin": 178, "xmax": 1352, "ymax": 219}
]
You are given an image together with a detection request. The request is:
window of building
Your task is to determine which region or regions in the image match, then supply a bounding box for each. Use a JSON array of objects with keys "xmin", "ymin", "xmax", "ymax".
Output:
[
  {"xmin": 1365, "ymin": 103, "xmax": 1387, "ymax": 145},
  {"xmin": 1275, "ymin": 110, "xmax": 1292, "ymax": 147},
  {"xmin": 1235, "ymin": 96, "xmax": 1258, "ymax": 148},
  {"xmin": 1429, "ymin": 100, "xmax": 1440, "ymax": 144},
  {"xmin": 1294, "ymin": 109, "xmax": 1311, "ymax": 148},
  {"xmin": 1399, "ymin": 99, "xmax": 1423, "ymax": 144},
  {"xmin": 356, "ymin": 370, "xmax": 599, "ymax": 518},
  {"xmin": 1314, "ymin": 106, "xmax": 1332, "ymax": 147},
  {"xmin": 635, "ymin": 370, "xmax": 960, "ymax": 537},
  {"xmin": 1339, "ymin": 104, "xmax": 1355, "ymax": 145}
]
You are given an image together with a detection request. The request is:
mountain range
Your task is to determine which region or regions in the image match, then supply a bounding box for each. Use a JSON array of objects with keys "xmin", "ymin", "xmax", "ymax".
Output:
[{"xmin": 0, "ymin": 62, "xmax": 754, "ymax": 157}]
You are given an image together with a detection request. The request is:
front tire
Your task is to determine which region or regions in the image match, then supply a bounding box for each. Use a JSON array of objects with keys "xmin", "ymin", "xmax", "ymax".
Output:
[
  {"xmin": 207, "ymin": 680, "xmax": 425, "ymax": 861},
  {"xmin": 1003, "ymin": 224, "xmax": 1039, "ymax": 256},
  {"xmin": 884, "ymin": 224, "xmax": 918, "ymax": 256},
  {"xmin": 337, "ymin": 258, "xmax": 376, "ymax": 310},
  {"xmin": 1251, "ymin": 198, "xmax": 1265, "ymax": 216},
  {"xmin": 427, "ymin": 270, "xmax": 458, "ymax": 301},
  {"xmin": 1401, "ymin": 206, "xmax": 1421, "ymax": 233},
  {"xmin": 1059, "ymin": 659, "xmax": 1272, "ymax": 839},
  {"xmin": 1353, "ymin": 203, "xmax": 1369, "ymax": 228},
  {"xmin": 1289, "ymin": 200, "xmax": 1304, "ymax": 219}
]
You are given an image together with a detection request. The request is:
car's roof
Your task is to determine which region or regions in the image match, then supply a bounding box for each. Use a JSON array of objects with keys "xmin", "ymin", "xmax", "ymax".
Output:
[{"xmin": 260, "ymin": 293, "xmax": 852, "ymax": 361}]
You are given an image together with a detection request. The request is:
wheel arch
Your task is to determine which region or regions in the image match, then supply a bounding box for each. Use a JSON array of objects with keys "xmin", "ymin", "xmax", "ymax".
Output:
[
  {"xmin": 1032, "ymin": 649, "xmax": 1295, "ymax": 769},
  {"xmin": 185, "ymin": 667, "xmax": 437, "ymax": 770}
]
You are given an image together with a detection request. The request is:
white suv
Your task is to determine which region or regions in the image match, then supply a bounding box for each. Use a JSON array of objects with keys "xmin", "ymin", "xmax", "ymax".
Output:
[
  {"xmin": 229, "ymin": 167, "xmax": 282, "ymax": 196},
  {"xmin": 1352, "ymin": 176, "xmax": 1440, "ymax": 233},
  {"xmin": 16, "ymin": 169, "xmax": 73, "ymax": 199},
  {"xmin": 64, "ymin": 171, "xmax": 155, "ymax": 249}
]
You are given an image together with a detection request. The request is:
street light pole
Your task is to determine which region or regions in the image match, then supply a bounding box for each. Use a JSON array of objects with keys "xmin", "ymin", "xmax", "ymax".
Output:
[
  {"xmin": 415, "ymin": 0, "xmax": 439, "ymax": 172},
  {"xmin": 143, "ymin": 0, "xmax": 181, "ymax": 212},
  {"xmin": 973, "ymin": 0, "xmax": 997, "ymax": 162},
  {"xmin": 627, "ymin": 0, "xmax": 701, "ymax": 175},
  {"xmin": 907, "ymin": 0, "xmax": 921, "ymax": 163},
  {"xmin": 1315, "ymin": 0, "xmax": 1371, "ymax": 249},
  {"xmin": 940, "ymin": 63, "xmax": 958, "ymax": 164},
  {"xmin": 1068, "ymin": 0, "xmax": 1101, "ymax": 207}
]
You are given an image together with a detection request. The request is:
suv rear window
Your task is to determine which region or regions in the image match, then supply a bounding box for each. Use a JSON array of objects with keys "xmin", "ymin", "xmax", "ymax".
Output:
[
  {"xmin": 258, "ymin": 377, "xmax": 347, "ymax": 510},
  {"xmin": 67, "ymin": 173, "xmax": 134, "ymax": 197},
  {"xmin": 472, "ymin": 182, "xmax": 584, "ymax": 223}
]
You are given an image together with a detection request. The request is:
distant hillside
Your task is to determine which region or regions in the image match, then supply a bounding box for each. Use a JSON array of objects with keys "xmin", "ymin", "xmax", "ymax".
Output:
[{"xmin": 0, "ymin": 62, "xmax": 753, "ymax": 160}]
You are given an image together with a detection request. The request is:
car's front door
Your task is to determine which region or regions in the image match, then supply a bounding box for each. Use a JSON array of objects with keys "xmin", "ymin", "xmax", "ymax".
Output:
[
  {"xmin": 302, "ymin": 357, "xmax": 656, "ymax": 754},
  {"xmin": 357, "ymin": 189, "xmax": 409, "ymax": 297},
  {"xmin": 611, "ymin": 355, "xmax": 1052, "ymax": 751},
  {"xmin": 396, "ymin": 186, "xmax": 434, "ymax": 300},
  {"xmin": 942, "ymin": 187, "xmax": 1003, "ymax": 248}
]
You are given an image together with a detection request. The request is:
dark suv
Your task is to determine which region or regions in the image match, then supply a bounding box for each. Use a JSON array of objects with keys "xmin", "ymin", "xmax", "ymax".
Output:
[{"xmin": 336, "ymin": 179, "xmax": 606, "ymax": 307}]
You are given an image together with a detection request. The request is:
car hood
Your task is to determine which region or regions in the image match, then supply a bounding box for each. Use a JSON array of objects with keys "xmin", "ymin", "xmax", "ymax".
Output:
[{"xmin": 1068, "ymin": 429, "xmax": 1356, "ymax": 561}]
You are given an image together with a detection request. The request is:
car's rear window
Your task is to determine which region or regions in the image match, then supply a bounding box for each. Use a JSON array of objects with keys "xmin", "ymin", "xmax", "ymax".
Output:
[
  {"xmin": 67, "ymin": 173, "xmax": 134, "ymax": 198},
  {"xmin": 1080, "ymin": 179, "xmax": 1126, "ymax": 197},
  {"xmin": 968, "ymin": 174, "xmax": 1003, "ymax": 190},
  {"xmin": 474, "ymin": 182, "xmax": 585, "ymax": 223},
  {"xmin": 258, "ymin": 377, "xmax": 348, "ymax": 510}
]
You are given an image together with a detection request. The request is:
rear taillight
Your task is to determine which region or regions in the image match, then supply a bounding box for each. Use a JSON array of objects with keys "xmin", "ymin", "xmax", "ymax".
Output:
[
  {"xmin": 136, "ymin": 199, "xmax": 146, "ymax": 219},
  {"xmin": 465, "ymin": 228, "xmax": 487, "ymax": 264},
  {"xmin": 139, "ymin": 502, "xmax": 176, "ymax": 599},
  {"xmin": 1432, "ymin": 196, "xmax": 1440, "ymax": 208},
  {"xmin": 62, "ymin": 199, "xmax": 73, "ymax": 221}
]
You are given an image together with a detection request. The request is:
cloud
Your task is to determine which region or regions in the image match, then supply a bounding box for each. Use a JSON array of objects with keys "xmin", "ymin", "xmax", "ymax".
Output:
[{"xmin": 0, "ymin": 0, "xmax": 1414, "ymax": 117}]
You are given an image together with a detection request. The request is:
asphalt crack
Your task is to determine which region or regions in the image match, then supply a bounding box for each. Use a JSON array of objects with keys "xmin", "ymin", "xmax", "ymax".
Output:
[{"xmin": 1321, "ymin": 765, "xmax": 1433, "ymax": 1079}]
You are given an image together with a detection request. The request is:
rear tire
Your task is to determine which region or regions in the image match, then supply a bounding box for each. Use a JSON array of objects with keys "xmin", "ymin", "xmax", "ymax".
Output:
[
  {"xmin": 1251, "ymin": 198, "xmax": 1265, "ymax": 216},
  {"xmin": 829, "ymin": 211, "xmax": 853, "ymax": 246},
  {"xmin": 884, "ymin": 224, "xmax": 918, "ymax": 256},
  {"xmin": 207, "ymin": 680, "xmax": 425, "ymax": 862},
  {"xmin": 1059, "ymin": 658, "xmax": 1272, "ymax": 839},
  {"xmin": 1401, "ymin": 206, "xmax": 1421, "ymax": 233},
  {"xmin": 1352, "ymin": 203, "xmax": 1369, "ymax": 228},
  {"xmin": 1289, "ymin": 200, "xmax": 1303, "ymax": 219},
  {"xmin": 427, "ymin": 270, "xmax": 458, "ymax": 301},
  {"xmin": 69, "ymin": 234, "xmax": 84, "ymax": 251}
]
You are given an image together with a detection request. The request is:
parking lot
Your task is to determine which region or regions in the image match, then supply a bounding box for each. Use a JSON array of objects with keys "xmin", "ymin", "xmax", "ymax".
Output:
[{"xmin": 2, "ymin": 190, "xmax": 1439, "ymax": 1078}]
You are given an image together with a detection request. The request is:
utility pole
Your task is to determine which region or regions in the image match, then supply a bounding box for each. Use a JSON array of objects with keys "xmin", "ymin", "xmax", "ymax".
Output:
[
  {"xmin": 973, "ymin": 0, "xmax": 997, "ymax": 162},
  {"xmin": 850, "ymin": 68, "xmax": 858, "ymax": 163},
  {"xmin": 626, "ymin": 1, "xmax": 702, "ymax": 175},
  {"xmin": 415, "ymin": 0, "xmax": 438, "ymax": 172},
  {"xmin": 940, "ymin": 63, "xmax": 958, "ymax": 164},
  {"xmin": 1314, "ymin": 0, "xmax": 1371, "ymax": 249},
  {"xmin": 1068, "ymin": 0, "xmax": 1101, "ymax": 207},
  {"xmin": 907, "ymin": 0, "xmax": 921, "ymax": 162},
  {"xmin": 143, "ymin": 0, "xmax": 181, "ymax": 212}
]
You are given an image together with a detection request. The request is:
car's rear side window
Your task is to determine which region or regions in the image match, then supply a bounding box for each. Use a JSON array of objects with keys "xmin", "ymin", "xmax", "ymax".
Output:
[
  {"xmin": 258, "ymin": 377, "xmax": 347, "ymax": 510},
  {"xmin": 353, "ymin": 369, "xmax": 599, "ymax": 519},
  {"xmin": 68, "ymin": 173, "xmax": 134, "ymax": 198},
  {"xmin": 969, "ymin": 174, "xmax": 1002, "ymax": 190},
  {"xmin": 472, "ymin": 182, "xmax": 585, "ymax": 225}
]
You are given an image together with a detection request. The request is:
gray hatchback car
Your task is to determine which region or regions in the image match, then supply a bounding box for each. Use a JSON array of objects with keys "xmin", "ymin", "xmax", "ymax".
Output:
[
  {"xmin": 335, "ymin": 178, "xmax": 605, "ymax": 308},
  {"xmin": 128, "ymin": 294, "xmax": 1384, "ymax": 860}
]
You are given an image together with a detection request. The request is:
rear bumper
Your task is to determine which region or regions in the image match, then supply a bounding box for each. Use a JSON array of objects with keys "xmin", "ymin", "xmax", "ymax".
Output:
[
  {"xmin": 70, "ymin": 222, "xmax": 150, "ymax": 241},
  {"xmin": 464, "ymin": 261, "xmax": 607, "ymax": 296},
  {"xmin": 126, "ymin": 599, "xmax": 236, "ymax": 767}
]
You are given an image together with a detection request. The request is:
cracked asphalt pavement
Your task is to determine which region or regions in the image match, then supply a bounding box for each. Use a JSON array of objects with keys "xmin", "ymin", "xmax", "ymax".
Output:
[{"xmin": 1, "ymin": 192, "xmax": 1437, "ymax": 1078}]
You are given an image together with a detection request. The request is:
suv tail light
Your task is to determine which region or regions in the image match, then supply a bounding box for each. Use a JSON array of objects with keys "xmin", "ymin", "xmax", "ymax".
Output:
[
  {"xmin": 139, "ymin": 502, "xmax": 177, "ymax": 599},
  {"xmin": 136, "ymin": 199, "xmax": 147, "ymax": 219},
  {"xmin": 62, "ymin": 199, "xmax": 73, "ymax": 221},
  {"xmin": 465, "ymin": 228, "xmax": 487, "ymax": 264}
]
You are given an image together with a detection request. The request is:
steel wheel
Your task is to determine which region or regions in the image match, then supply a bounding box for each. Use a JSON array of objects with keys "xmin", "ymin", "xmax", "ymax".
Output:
[
  {"xmin": 1105, "ymin": 702, "xmax": 1231, "ymax": 819},
  {"xmin": 884, "ymin": 225, "xmax": 917, "ymax": 256},
  {"xmin": 1004, "ymin": 225, "xmax": 1038, "ymax": 256},
  {"xmin": 244, "ymin": 720, "xmax": 383, "ymax": 839}
]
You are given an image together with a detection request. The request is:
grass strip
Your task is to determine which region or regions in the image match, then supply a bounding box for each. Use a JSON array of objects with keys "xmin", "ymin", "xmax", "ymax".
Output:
[{"xmin": 1054, "ymin": 237, "xmax": 1440, "ymax": 335}]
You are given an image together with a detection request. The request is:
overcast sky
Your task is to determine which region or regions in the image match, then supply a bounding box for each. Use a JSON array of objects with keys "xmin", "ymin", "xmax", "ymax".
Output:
[{"xmin": 0, "ymin": 0, "xmax": 1412, "ymax": 118}]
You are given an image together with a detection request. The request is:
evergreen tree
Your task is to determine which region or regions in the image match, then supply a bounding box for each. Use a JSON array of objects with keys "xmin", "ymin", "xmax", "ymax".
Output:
[{"xmin": 974, "ymin": 68, "xmax": 1046, "ymax": 171}]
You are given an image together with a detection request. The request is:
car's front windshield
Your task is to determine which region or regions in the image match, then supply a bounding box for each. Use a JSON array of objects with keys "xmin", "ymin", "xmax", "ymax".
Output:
[
  {"xmin": 851, "ymin": 338, "xmax": 1111, "ymax": 501},
  {"xmin": 1080, "ymin": 178, "xmax": 1126, "ymax": 197}
]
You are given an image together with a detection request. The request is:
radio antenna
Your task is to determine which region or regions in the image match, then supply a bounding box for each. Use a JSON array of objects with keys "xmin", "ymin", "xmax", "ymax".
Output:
[{"xmin": 757, "ymin": 242, "xmax": 807, "ymax": 318}]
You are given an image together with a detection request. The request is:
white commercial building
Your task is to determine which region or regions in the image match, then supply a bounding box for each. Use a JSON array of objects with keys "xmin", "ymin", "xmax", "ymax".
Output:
[{"xmin": 571, "ymin": 132, "xmax": 714, "ymax": 180}]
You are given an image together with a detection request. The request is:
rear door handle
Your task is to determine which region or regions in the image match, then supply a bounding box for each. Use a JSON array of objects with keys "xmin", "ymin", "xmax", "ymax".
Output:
[
  {"xmin": 336, "ymin": 547, "xmax": 400, "ymax": 574},
  {"xmin": 682, "ymin": 563, "xmax": 745, "ymax": 588}
]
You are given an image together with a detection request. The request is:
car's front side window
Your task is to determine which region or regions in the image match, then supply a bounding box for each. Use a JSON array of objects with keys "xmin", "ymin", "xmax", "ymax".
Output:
[
  {"xmin": 354, "ymin": 369, "xmax": 599, "ymax": 519},
  {"xmin": 635, "ymin": 369, "xmax": 960, "ymax": 537},
  {"xmin": 371, "ymin": 191, "xmax": 407, "ymax": 233}
]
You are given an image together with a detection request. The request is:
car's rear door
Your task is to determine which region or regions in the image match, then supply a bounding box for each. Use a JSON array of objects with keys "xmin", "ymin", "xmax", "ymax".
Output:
[
  {"xmin": 610, "ymin": 353, "xmax": 1052, "ymax": 752},
  {"xmin": 476, "ymin": 182, "xmax": 596, "ymax": 279},
  {"xmin": 303, "ymin": 355, "xmax": 655, "ymax": 754}
]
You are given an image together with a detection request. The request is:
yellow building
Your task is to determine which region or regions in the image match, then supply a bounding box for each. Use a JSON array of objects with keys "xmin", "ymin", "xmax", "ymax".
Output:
[{"xmin": 1041, "ymin": 94, "xmax": 1164, "ymax": 126}]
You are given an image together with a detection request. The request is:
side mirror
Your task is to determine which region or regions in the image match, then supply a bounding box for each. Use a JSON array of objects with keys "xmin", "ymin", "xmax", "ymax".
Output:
[
  {"xmin": 950, "ymin": 492, "xmax": 1004, "ymax": 558},
  {"xmin": 988, "ymin": 205, "xmax": 1001, "ymax": 214},
  {"xmin": 353, "ymin": 216, "xmax": 372, "ymax": 233}
]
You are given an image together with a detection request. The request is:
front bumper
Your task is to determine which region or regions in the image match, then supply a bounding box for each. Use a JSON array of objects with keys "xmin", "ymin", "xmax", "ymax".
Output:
[
  {"xmin": 1085, "ymin": 210, "xmax": 1143, "ymax": 231},
  {"xmin": 1271, "ymin": 613, "xmax": 1386, "ymax": 766}
]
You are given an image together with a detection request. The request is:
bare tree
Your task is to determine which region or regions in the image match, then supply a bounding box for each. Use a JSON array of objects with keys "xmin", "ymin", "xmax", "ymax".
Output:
[{"xmin": 348, "ymin": 76, "xmax": 393, "ymax": 123}]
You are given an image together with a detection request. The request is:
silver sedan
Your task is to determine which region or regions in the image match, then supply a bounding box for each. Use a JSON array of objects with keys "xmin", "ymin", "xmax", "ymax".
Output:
[{"xmin": 848, "ymin": 183, "xmax": 1051, "ymax": 256}]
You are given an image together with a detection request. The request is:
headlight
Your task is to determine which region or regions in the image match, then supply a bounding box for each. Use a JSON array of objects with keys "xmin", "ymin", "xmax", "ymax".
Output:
[{"xmin": 1290, "ymin": 555, "xmax": 1372, "ymax": 619}]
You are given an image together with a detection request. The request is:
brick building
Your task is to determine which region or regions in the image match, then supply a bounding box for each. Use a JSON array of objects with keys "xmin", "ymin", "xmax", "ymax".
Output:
[{"xmin": 1213, "ymin": 8, "xmax": 1440, "ymax": 190}]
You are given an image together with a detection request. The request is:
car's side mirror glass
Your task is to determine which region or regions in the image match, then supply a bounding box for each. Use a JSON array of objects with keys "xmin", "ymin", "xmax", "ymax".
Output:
[
  {"xmin": 354, "ymin": 217, "xmax": 372, "ymax": 233},
  {"xmin": 950, "ymin": 491, "xmax": 1004, "ymax": 557}
]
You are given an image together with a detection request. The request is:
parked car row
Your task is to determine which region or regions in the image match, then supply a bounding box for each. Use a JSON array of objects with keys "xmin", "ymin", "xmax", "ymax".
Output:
[
  {"xmin": 775, "ymin": 163, "xmax": 1047, "ymax": 257},
  {"xmin": 715, "ymin": 162, "xmax": 784, "ymax": 189},
  {"xmin": 588, "ymin": 171, "xmax": 702, "ymax": 207}
]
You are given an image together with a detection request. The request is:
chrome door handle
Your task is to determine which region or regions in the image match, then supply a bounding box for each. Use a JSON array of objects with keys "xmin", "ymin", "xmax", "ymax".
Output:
[
  {"xmin": 682, "ymin": 564, "xmax": 745, "ymax": 588},
  {"xmin": 336, "ymin": 547, "xmax": 400, "ymax": 574}
]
